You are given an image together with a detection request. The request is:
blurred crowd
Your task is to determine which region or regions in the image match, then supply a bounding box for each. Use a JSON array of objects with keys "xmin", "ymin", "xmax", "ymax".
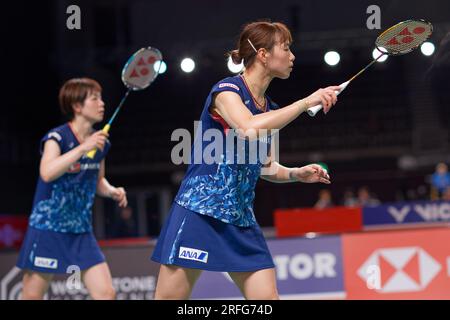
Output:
[
  {"xmin": 314, "ymin": 162, "xmax": 450, "ymax": 209},
  {"xmin": 314, "ymin": 186, "xmax": 381, "ymax": 209}
]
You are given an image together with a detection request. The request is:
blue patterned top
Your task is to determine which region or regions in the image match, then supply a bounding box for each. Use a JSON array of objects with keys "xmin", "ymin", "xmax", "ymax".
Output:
[
  {"xmin": 29, "ymin": 123, "xmax": 110, "ymax": 233},
  {"xmin": 174, "ymin": 75, "xmax": 279, "ymax": 227}
]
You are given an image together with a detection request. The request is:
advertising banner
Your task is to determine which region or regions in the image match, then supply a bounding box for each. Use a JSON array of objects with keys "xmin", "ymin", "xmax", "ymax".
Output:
[
  {"xmin": 274, "ymin": 207, "xmax": 362, "ymax": 237},
  {"xmin": 342, "ymin": 228, "xmax": 450, "ymax": 299},
  {"xmin": 192, "ymin": 235, "xmax": 345, "ymax": 299},
  {"xmin": 363, "ymin": 200, "xmax": 450, "ymax": 228},
  {"xmin": 0, "ymin": 243, "xmax": 159, "ymax": 300},
  {"xmin": 0, "ymin": 215, "xmax": 28, "ymax": 249}
]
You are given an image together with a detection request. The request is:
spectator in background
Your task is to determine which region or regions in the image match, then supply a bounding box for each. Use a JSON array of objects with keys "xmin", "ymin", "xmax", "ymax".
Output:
[
  {"xmin": 416, "ymin": 184, "xmax": 429, "ymax": 201},
  {"xmin": 314, "ymin": 189, "xmax": 334, "ymax": 209},
  {"xmin": 442, "ymin": 187, "xmax": 450, "ymax": 201},
  {"xmin": 406, "ymin": 188, "xmax": 418, "ymax": 201},
  {"xmin": 342, "ymin": 188, "xmax": 358, "ymax": 207},
  {"xmin": 112, "ymin": 206, "xmax": 138, "ymax": 238},
  {"xmin": 357, "ymin": 186, "xmax": 380, "ymax": 207},
  {"xmin": 431, "ymin": 163, "xmax": 450, "ymax": 200}
]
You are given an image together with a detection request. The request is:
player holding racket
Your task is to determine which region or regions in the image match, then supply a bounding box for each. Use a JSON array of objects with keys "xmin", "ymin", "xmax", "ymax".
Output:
[
  {"xmin": 16, "ymin": 78, "xmax": 127, "ymax": 299},
  {"xmin": 151, "ymin": 21, "xmax": 338, "ymax": 299}
]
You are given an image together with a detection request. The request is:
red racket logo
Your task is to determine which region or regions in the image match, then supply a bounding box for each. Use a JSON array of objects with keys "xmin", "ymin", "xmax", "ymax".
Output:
[
  {"xmin": 387, "ymin": 26, "xmax": 426, "ymax": 46},
  {"xmin": 129, "ymin": 53, "xmax": 159, "ymax": 79}
]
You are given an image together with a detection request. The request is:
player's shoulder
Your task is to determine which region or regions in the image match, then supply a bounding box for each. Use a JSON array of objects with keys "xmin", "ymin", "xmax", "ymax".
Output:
[
  {"xmin": 43, "ymin": 123, "xmax": 69, "ymax": 142},
  {"xmin": 212, "ymin": 75, "xmax": 242, "ymax": 92}
]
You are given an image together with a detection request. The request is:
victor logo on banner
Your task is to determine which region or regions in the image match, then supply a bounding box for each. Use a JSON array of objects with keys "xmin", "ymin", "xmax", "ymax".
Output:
[
  {"xmin": 388, "ymin": 202, "xmax": 450, "ymax": 223},
  {"xmin": 363, "ymin": 200, "xmax": 450, "ymax": 227}
]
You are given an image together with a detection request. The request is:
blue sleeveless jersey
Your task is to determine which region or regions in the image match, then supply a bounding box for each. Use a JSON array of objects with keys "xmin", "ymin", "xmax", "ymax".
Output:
[
  {"xmin": 28, "ymin": 123, "xmax": 110, "ymax": 233},
  {"xmin": 174, "ymin": 75, "xmax": 279, "ymax": 227}
]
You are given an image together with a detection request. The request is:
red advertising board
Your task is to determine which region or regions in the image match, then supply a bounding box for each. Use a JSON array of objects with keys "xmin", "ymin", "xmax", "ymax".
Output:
[
  {"xmin": 342, "ymin": 227, "xmax": 450, "ymax": 299},
  {"xmin": 274, "ymin": 207, "xmax": 363, "ymax": 237},
  {"xmin": 0, "ymin": 215, "xmax": 28, "ymax": 249}
]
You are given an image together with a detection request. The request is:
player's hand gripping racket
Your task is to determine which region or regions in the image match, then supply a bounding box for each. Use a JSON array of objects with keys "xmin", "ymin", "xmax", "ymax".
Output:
[
  {"xmin": 307, "ymin": 19, "xmax": 433, "ymax": 116},
  {"xmin": 86, "ymin": 47, "xmax": 163, "ymax": 158}
]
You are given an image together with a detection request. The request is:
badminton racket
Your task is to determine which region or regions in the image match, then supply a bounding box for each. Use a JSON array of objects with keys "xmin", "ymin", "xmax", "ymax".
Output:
[
  {"xmin": 307, "ymin": 19, "xmax": 433, "ymax": 116},
  {"xmin": 87, "ymin": 47, "xmax": 163, "ymax": 158}
]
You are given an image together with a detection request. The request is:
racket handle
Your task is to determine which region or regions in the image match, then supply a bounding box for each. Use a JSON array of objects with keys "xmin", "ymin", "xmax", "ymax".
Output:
[
  {"xmin": 306, "ymin": 104, "xmax": 326, "ymax": 117},
  {"xmin": 307, "ymin": 81, "xmax": 350, "ymax": 117},
  {"xmin": 86, "ymin": 124, "xmax": 111, "ymax": 159}
]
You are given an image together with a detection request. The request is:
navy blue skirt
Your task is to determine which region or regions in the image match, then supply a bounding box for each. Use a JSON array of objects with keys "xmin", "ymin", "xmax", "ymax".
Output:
[
  {"xmin": 151, "ymin": 203, "xmax": 274, "ymax": 272},
  {"xmin": 16, "ymin": 226, "xmax": 105, "ymax": 274}
]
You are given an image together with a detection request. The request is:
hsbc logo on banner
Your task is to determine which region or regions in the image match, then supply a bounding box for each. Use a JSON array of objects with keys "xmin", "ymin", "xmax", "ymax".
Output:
[
  {"xmin": 358, "ymin": 247, "xmax": 442, "ymax": 293},
  {"xmin": 343, "ymin": 228, "xmax": 450, "ymax": 299}
]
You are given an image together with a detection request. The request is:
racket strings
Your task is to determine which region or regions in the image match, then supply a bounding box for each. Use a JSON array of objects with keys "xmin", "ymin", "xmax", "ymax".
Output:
[
  {"xmin": 123, "ymin": 47, "xmax": 163, "ymax": 90},
  {"xmin": 376, "ymin": 20, "xmax": 433, "ymax": 55}
]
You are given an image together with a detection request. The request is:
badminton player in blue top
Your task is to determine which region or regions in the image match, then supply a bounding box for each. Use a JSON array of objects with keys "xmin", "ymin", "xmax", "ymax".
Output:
[
  {"xmin": 151, "ymin": 21, "xmax": 339, "ymax": 299},
  {"xmin": 17, "ymin": 78, "xmax": 127, "ymax": 299}
]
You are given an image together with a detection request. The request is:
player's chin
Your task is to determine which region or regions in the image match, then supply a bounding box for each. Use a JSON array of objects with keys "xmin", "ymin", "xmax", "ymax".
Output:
[
  {"xmin": 94, "ymin": 114, "xmax": 104, "ymax": 122},
  {"xmin": 277, "ymin": 69, "xmax": 292, "ymax": 80},
  {"xmin": 89, "ymin": 117, "xmax": 103, "ymax": 125}
]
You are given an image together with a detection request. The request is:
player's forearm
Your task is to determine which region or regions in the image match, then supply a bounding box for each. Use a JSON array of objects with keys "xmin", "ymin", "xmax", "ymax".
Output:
[
  {"xmin": 40, "ymin": 145, "xmax": 86, "ymax": 182},
  {"xmin": 261, "ymin": 162, "xmax": 299, "ymax": 183},
  {"xmin": 96, "ymin": 177, "xmax": 114, "ymax": 198},
  {"xmin": 245, "ymin": 99, "xmax": 309, "ymax": 132}
]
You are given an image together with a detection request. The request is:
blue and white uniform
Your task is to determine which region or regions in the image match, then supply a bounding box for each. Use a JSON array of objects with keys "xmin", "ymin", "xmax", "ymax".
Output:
[
  {"xmin": 17, "ymin": 123, "xmax": 110, "ymax": 274},
  {"xmin": 152, "ymin": 75, "xmax": 278, "ymax": 271}
]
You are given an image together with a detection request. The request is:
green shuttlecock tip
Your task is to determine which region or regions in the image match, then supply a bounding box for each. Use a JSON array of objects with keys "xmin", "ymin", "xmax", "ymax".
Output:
[{"xmin": 317, "ymin": 162, "xmax": 329, "ymax": 172}]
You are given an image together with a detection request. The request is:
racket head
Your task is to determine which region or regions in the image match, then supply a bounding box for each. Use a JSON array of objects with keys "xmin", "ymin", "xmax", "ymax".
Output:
[
  {"xmin": 121, "ymin": 47, "xmax": 163, "ymax": 91},
  {"xmin": 375, "ymin": 19, "xmax": 433, "ymax": 56}
]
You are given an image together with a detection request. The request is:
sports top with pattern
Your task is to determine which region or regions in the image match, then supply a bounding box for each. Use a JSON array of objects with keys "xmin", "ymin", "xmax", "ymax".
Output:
[
  {"xmin": 29, "ymin": 123, "xmax": 110, "ymax": 233},
  {"xmin": 174, "ymin": 75, "xmax": 279, "ymax": 227}
]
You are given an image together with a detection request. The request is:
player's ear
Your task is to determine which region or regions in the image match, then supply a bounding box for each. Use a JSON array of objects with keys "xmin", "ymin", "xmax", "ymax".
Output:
[
  {"xmin": 72, "ymin": 102, "xmax": 83, "ymax": 115},
  {"xmin": 259, "ymin": 48, "xmax": 269, "ymax": 65}
]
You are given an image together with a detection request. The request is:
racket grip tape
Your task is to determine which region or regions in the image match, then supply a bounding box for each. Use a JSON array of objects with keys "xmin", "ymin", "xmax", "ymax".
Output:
[
  {"xmin": 307, "ymin": 81, "xmax": 350, "ymax": 117},
  {"xmin": 86, "ymin": 124, "xmax": 111, "ymax": 159}
]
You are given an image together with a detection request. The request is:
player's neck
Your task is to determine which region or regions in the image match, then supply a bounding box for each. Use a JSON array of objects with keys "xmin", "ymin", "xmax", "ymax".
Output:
[
  {"xmin": 69, "ymin": 118, "xmax": 93, "ymax": 142},
  {"xmin": 242, "ymin": 67, "xmax": 272, "ymax": 101}
]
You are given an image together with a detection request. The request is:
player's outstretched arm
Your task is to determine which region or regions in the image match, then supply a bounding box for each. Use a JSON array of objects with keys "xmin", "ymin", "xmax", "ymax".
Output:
[{"xmin": 213, "ymin": 86, "xmax": 339, "ymax": 134}]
